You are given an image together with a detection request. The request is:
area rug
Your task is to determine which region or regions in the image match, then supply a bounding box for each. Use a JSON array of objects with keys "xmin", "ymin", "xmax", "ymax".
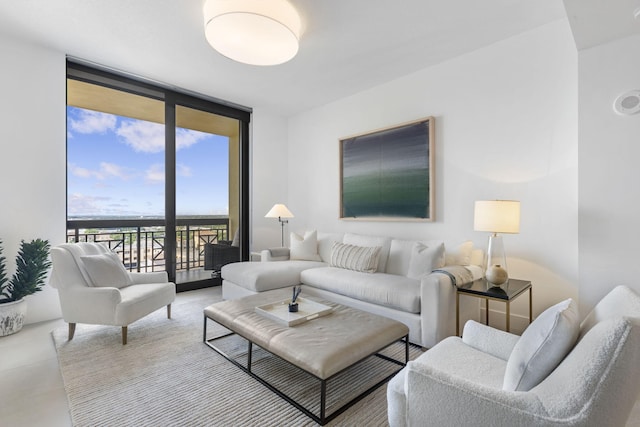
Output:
[{"xmin": 52, "ymin": 288, "xmax": 421, "ymax": 426}]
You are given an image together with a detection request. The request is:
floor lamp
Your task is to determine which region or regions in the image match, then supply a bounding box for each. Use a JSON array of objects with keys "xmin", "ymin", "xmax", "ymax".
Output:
[
  {"xmin": 474, "ymin": 200, "xmax": 520, "ymax": 286},
  {"xmin": 265, "ymin": 204, "xmax": 294, "ymax": 247}
]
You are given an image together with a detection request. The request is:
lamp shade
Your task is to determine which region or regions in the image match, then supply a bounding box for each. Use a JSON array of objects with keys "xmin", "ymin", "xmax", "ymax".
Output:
[
  {"xmin": 203, "ymin": 0, "xmax": 301, "ymax": 66},
  {"xmin": 474, "ymin": 200, "xmax": 520, "ymax": 234},
  {"xmin": 265, "ymin": 204, "xmax": 294, "ymax": 218}
]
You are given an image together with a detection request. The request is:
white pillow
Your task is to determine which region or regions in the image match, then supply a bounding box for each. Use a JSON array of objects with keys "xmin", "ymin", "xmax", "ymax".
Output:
[
  {"xmin": 330, "ymin": 242, "xmax": 381, "ymax": 273},
  {"xmin": 343, "ymin": 233, "xmax": 391, "ymax": 272},
  {"xmin": 503, "ymin": 298, "xmax": 579, "ymax": 391},
  {"xmin": 80, "ymin": 252, "xmax": 132, "ymax": 289},
  {"xmin": 290, "ymin": 230, "xmax": 322, "ymax": 261},
  {"xmin": 407, "ymin": 242, "xmax": 445, "ymax": 279},
  {"xmin": 445, "ymin": 241, "xmax": 474, "ymax": 266}
]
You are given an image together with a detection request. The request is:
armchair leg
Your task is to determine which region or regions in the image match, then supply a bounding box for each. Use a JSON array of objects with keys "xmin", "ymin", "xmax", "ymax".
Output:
[
  {"xmin": 68, "ymin": 323, "xmax": 76, "ymax": 341},
  {"xmin": 122, "ymin": 326, "xmax": 128, "ymax": 345},
  {"xmin": 167, "ymin": 304, "xmax": 172, "ymax": 319}
]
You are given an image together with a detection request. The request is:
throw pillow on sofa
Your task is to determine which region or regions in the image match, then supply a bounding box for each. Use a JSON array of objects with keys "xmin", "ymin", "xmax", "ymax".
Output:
[
  {"xmin": 407, "ymin": 242, "xmax": 445, "ymax": 279},
  {"xmin": 290, "ymin": 230, "xmax": 322, "ymax": 261},
  {"xmin": 503, "ymin": 298, "xmax": 579, "ymax": 391},
  {"xmin": 330, "ymin": 242, "xmax": 381, "ymax": 273},
  {"xmin": 444, "ymin": 240, "xmax": 474, "ymax": 266}
]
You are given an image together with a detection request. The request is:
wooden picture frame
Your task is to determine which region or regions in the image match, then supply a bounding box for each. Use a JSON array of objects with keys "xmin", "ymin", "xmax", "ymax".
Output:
[{"xmin": 340, "ymin": 117, "xmax": 434, "ymax": 221}]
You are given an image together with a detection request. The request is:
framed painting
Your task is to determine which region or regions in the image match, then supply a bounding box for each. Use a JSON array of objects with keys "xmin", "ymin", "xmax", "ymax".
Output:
[{"xmin": 340, "ymin": 117, "xmax": 434, "ymax": 221}]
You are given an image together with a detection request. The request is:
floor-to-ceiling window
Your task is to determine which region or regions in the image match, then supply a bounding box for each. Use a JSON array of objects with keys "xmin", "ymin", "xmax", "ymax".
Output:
[{"xmin": 66, "ymin": 60, "xmax": 250, "ymax": 290}]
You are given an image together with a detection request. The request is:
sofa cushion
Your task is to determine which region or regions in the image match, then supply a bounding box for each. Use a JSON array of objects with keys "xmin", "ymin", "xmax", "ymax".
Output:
[
  {"xmin": 503, "ymin": 298, "xmax": 579, "ymax": 391},
  {"xmin": 221, "ymin": 260, "xmax": 326, "ymax": 292},
  {"xmin": 343, "ymin": 233, "xmax": 391, "ymax": 272},
  {"xmin": 301, "ymin": 267, "xmax": 421, "ymax": 313},
  {"xmin": 330, "ymin": 242, "xmax": 381, "ymax": 273},
  {"xmin": 387, "ymin": 239, "xmax": 444, "ymax": 276},
  {"xmin": 407, "ymin": 242, "xmax": 445, "ymax": 279},
  {"xmin": 80, "ymin": 252, "xmax": 132, "ymax": 288},
  {"xmin": 290, "ymin": 230, "xmax": 322, "ymax": 261},
  {"xmin": 445, "ymin": 241, "xmax": 474, "ymax": 266},
  {"xmin": 317, "ymin": 232, "xmax": 344, "ymax": 263}
]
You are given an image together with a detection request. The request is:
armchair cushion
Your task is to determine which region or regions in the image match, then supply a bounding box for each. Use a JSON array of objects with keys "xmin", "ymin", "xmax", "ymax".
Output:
[
  {"xmin": 503, "ymin": 298, "xmax": 579, "ymax": 391},
  {"xmin": 462, "ymin": 320, "xmax": 519, "ymax": 361},
  {"xmin": 80, "ymin": 252, "xmax": 132, "ymax": 289}
]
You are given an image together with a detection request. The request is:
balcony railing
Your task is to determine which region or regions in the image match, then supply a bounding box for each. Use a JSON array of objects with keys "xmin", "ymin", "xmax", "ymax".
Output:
[{"xmin": 66, "ymin": 217, "xmax": 230, "ymax": 274}]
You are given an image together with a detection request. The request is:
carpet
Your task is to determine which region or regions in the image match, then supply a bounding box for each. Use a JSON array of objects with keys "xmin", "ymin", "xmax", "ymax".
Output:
[{"xmin": 52, "ymin": 287, "xmax": 421, "ymax": 426}]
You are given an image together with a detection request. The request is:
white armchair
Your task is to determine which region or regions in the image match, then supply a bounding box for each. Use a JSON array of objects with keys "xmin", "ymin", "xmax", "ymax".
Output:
[
  {"xmin": 50, "ymin": 242, "xmax": 176, "ymax": 344},
  {"xmin": 387, "ymin": 285, "xmax": 640, "ymax": 426}
]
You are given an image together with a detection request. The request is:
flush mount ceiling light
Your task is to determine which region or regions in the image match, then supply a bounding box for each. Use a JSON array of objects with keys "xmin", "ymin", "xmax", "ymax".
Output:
[{"xmin": 203, "ymin": 0, "xmax": 301, "ymax": 66}]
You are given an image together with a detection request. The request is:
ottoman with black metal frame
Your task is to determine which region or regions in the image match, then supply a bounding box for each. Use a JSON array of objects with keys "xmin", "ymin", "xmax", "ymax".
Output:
[{"xmin": 203, "ymin": 288, "xmax": 409, "ymax": 425}]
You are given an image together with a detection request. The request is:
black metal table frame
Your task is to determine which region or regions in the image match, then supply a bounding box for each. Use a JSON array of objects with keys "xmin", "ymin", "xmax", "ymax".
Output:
[{"xmin": 203, "ymin": 314, "xmax": 409, "ymax": 425}]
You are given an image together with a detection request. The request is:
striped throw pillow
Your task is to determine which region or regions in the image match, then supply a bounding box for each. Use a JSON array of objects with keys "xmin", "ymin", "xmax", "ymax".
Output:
[{"xmin": 330, "ymin": 242, "xmax": 381, "ymax": 273}]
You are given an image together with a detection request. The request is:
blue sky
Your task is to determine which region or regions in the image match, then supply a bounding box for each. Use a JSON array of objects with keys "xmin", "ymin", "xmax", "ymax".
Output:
[{"xmin": 66, "ymin": 107, "xmax": 229, "ymax": 217}]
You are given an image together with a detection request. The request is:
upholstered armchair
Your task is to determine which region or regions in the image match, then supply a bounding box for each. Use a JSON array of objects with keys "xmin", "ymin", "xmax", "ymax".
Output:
[
  {"xmin": 50, "ymin": 242, "xmax": 176, "ymax": 344},
  {"xmin": 387, "ymin": 285, "xmax": 640, "ymax": 426}
]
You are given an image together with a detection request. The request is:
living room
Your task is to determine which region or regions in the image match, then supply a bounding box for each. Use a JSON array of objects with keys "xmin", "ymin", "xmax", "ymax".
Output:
[{"xmin": 0, "ymin": 0, "xmax": 639, "ymax": 425}]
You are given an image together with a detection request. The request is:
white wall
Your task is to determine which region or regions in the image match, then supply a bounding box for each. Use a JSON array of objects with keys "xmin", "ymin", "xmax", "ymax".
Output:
[
  {"xmin": 0, "ymin": 35, "xmax": 66, "ymax": 323},
  {"xmin": 578, "ymin": 34, "xmax": 640, "ymax": 315},
  {"xmin": 250, "ymin": 108, "xmax": 289, "ymax": 250},
  {"xmin": 286, "ymin": 20, "xmax": 579, "ymax": 324}
]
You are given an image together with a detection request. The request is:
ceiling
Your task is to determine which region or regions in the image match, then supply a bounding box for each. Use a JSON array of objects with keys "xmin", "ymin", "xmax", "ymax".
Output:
[{"xmin": 0, "ymin": 1, "xmax": 637, "ymax": 117}]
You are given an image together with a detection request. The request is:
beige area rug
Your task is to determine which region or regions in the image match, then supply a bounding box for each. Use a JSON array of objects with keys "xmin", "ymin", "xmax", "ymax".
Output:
[{"xmin": 52, "ymin": 287, "xmax": 421, "ymax": 426}]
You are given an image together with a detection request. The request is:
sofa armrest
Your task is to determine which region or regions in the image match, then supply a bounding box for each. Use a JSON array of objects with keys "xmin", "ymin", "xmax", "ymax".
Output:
[
  {"xmin": 129, "ymin": 271, "xmax": 169, "ymax": 284},
  {"xmin": 58, "ymin": 287, "xmax": 122, "ymax": 324},
  {"xmin": 462, "ymin": 320, "xmax": 519, "ymax": 361},
  {"xmin": 403, "ymin": 360, "xmax": 547, "ymax": 426},
  {"xmin": 419, "ymin": 273, "xmax": 457, "ymax": 348},
  {"xmin": 261, "ymin": 248, "xmax": 291, "ymax": 262}
]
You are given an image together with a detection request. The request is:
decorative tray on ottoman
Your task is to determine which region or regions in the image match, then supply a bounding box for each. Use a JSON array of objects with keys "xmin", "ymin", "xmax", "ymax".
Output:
[{"xmin": 255, "ymin": 297, "xmax": 333, "ymax": 326}]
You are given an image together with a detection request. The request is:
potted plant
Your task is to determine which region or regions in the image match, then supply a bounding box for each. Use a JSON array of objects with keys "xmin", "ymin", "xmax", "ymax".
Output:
[{"xmin": 0, "ymin": 238, "xmax": 51, "ymax": 336}]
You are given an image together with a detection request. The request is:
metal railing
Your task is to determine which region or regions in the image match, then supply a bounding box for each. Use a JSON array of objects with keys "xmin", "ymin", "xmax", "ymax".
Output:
[{"xmin": 66, "ymin": 217, "xmax": 230, "ymax": 273}]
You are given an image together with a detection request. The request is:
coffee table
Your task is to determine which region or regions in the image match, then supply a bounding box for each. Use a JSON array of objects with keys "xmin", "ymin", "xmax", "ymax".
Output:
[{"xmin": 203, "ymin": 288, "xmax": 409, "ymax": 425}]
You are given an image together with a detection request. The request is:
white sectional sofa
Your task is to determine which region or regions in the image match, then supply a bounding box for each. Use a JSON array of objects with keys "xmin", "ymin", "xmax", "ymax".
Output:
[{"xmin": 221, "ymin": 231, "xmax": 483, "ymax": 348}]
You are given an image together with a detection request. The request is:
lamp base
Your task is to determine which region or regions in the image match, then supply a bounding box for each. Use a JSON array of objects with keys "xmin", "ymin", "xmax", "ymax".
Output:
[
  {"xmin": 484, "ymin": 233, "xmax": 508, "ymax": 285},
  {"xmin": 486, "ymin": 264, "xmax": 508, "ymax": 286}
]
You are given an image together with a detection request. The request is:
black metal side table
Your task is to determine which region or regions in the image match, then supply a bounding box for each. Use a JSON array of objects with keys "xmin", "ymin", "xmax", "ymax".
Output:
[{"xmin": 456, "ymin": 278, "xmax": 532, "ymax": 336}]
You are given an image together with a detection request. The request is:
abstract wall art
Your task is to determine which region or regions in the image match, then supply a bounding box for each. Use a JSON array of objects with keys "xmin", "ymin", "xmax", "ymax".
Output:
[{"xmin": 340, "ymin": 117, "xmax": 434, "ymax": 221}]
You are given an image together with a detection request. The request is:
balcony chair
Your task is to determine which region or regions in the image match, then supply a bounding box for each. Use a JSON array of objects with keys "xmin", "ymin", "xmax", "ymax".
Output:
[
  {"xmin": 387, "ymin": 285, "xmax": 640, "ymax": 427},
  {"xmin": 49, "ymin": 242, "xmax": 176, "ymax": 345},
  {"xmin": 204, "ymin": 229, "xmax": 240, "ymax": 273}
]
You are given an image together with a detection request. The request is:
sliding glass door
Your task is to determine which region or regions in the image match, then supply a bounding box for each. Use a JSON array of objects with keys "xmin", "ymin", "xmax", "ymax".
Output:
[{"xmin": 66, "ymin": 60, "xmax": 250, "ymax": 290}]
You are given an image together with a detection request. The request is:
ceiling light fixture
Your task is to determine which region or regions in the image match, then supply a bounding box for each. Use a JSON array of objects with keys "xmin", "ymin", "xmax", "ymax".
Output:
[{"xmin": 203, "ymin": 0, "xmax": 302, "ymax": 66}]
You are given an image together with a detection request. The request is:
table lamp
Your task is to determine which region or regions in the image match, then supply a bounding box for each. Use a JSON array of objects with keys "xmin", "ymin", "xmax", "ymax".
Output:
[
  {"xmin": 265, "ymin": 203, "xmax": 294, "ymax": 247},
  {"xmin": 474, "ymin": 200, "xmax": 520, "ymax": 286}
]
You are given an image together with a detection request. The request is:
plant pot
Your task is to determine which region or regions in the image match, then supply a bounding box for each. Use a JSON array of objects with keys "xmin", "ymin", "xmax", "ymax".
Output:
[{"xmin": 0, "ymin": 298, "xmax": 27, "ymax": 337}]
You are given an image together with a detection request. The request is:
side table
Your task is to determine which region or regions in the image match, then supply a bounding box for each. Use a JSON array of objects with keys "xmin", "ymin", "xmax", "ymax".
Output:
[{"xmin": 456, "ymin": 278, "xmax": 532, "ymax": 336}]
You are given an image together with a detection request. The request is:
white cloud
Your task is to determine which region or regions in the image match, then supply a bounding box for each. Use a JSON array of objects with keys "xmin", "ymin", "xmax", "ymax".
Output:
[
  {"xmin": 116, "ymin": 120, "xmax": 165, "ymax": 153},
  {"xmin": 145, "ymin": 164, "xmax": 165, "ymax": 184},
  {"xmin": 177, "ymin": 128, "xmax": 210, "ymax": 150},
  {"xmin": 68, "ymin": 110, "xmax": 117, "ymax": 134},
  {"xmin": 177, "ymin": 163, "xmax": 192, "ymax": 177},
  {"xmin": 68, "ymin": 162, "xmax": 133, "ymax": 181},
  {"xmin": 67, "ymin": 193, "xmax": 111, "ymax": 215}
]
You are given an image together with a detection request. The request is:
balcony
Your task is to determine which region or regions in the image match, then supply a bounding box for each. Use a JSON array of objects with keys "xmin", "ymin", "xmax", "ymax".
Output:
[{"xmin": 67, "ymin": 216, "xmax": 230, "ymax": 288}]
